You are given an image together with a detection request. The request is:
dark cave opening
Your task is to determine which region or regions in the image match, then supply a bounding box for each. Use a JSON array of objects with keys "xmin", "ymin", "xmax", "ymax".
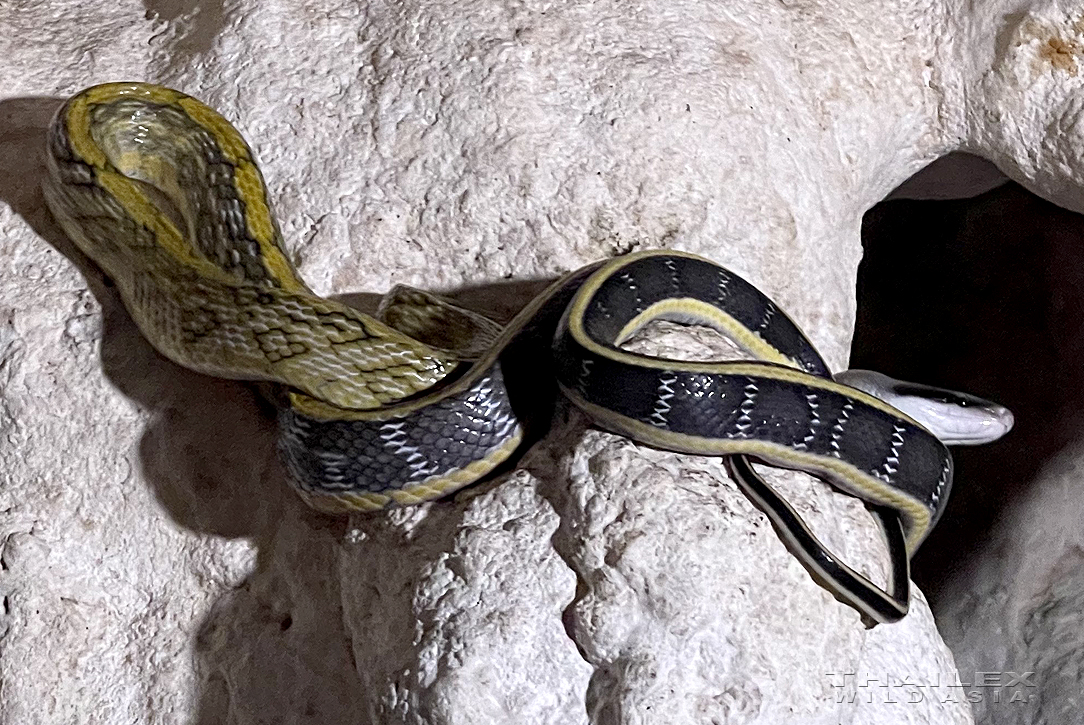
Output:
[{"xmin": 853, "ymin": 158, "xmax": 1084, "ymax": 607}]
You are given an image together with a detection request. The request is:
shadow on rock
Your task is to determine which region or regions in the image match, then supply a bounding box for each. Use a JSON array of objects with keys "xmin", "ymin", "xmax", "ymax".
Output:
[{"xmin": 0, "ymin": 97, "xmax": 571, "ymax": 722}]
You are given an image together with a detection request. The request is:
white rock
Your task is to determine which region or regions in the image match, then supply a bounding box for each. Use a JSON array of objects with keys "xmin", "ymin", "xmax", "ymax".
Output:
[
  {"xmin": 886, "ymin": 152, "xmax": 1008, "ymax": 201},
  {"xmin": 2, "ymin": 0, "xmax": 1074, "ymax": 723}
]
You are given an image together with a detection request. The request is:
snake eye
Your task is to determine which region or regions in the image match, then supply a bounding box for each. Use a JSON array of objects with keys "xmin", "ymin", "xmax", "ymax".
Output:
[{"xmin": 893, "ymin": 385, "xmax": 979, "ymax": 408}]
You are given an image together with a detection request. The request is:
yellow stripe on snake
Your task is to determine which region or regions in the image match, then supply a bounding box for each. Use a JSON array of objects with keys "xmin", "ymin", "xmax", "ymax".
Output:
[{"xmin": 43, "ymin": 82, "xmax": 1012, "ymax": 624}]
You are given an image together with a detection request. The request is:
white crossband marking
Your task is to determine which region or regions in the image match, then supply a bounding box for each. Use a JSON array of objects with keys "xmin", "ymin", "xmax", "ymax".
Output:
[
  {"xmin": 467, "ymin": 376, "xmax": 516, "ymax": 437},
  {"xmin": 619, "ymin": 271, "xmax": 644, "ymax": 313},
  {"xmin": 758, "ymin": 302, "xmax": 777, "ymax": 332},
  {"xmin": 733, "ymin": 379, "xmax": 759, "ymax": 438},
  {"xmin": 715, "ymin": 268, "xmax": 731, "ymax": 303},
  {"xmin": 828, "ymin": 401, "xmax": 854, "ymax": 458},
  {"xmin": 795, "ymin": 391, "xmax": 820, "ymax": 451},
  {"xmin": 664, "ymin": 257, "xmax": 680, "ymax": 292},
  {"xmin": 379, "ymin": 420, "xmax": 438, "ymax": 478},
  {"xmin": 577, "ymin": 357, "xmax": 594, "ymax": 392},
  {"xmin": 875, "ymin": 423, "xmax": 908, "ymax": 483},
  {"xmin": 649, "ymin": 372, "xmax": 679, "ymax": 428},
  {"xmin": 932, "ymin": 459, "xmax": 950, "ymax": 505}
]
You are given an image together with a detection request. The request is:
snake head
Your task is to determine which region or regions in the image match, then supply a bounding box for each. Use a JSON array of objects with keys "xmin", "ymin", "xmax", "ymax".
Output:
[{"xmin": 834, "ymin": 369, "xmax": 1014, "ymax": 446}]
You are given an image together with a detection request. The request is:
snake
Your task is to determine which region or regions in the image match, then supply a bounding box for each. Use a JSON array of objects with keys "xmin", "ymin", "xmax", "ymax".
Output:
[{"xmin": 42, "ymin": 82, "xmax": 1012, "ymax": 624}]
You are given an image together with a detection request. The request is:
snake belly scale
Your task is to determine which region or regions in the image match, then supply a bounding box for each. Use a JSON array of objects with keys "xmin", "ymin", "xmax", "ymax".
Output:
[{"xmin": 44, "ymin": 82, "xmax": 961, "ymax": 624}]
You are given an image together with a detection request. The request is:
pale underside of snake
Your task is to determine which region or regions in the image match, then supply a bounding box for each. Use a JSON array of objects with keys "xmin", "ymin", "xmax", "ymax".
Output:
[{"xmin": 42, "ymin": 82, "xmax": 1012, "ymax": 625}]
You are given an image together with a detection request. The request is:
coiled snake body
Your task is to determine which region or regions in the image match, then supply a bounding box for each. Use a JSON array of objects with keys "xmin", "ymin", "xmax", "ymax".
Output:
[{"xmin": 43, "ymin": 82, "xmax": 1011, "ymax": 624}]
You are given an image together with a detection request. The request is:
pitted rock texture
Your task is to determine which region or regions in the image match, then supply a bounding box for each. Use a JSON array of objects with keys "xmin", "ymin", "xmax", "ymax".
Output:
[{"xmin": 2, "ymin": 1, "xmax": 1080, "ymax": 723}]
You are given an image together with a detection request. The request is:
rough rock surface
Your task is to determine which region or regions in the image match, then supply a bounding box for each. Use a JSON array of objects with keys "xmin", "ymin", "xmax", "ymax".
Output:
[{"xmin": 0, "ymin": 0, "xmax": 1078, "ymax": 723}]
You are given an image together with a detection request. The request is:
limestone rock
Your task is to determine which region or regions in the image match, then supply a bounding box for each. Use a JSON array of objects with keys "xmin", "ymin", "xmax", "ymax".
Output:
[{"xmin": 1, "ymin": 0, "xmax": 1076, "ymax": 723}]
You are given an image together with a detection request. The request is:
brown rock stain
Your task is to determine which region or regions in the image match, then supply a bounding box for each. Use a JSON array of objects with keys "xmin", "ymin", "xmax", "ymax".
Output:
[
  {"xmin": 1039, "ymin": 37, "xmax": 1080, "ymax": 75},
  {"xmin": 1016, "ymin": 15, "xmax": 1083, "ymax": 76}
]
